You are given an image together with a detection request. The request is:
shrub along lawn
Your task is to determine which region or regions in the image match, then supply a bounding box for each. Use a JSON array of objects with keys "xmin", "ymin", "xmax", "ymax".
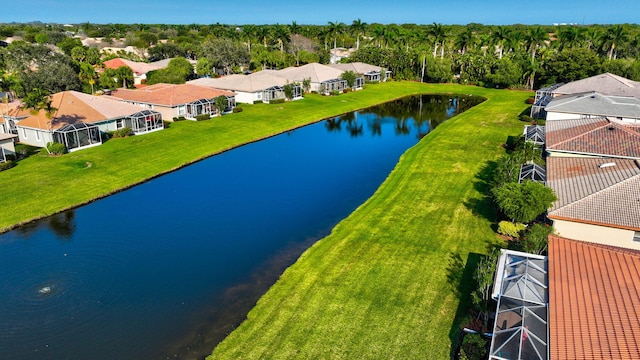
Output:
[{"xmin": 209, "ymin": 86, "xmax": 531, "ymax": 359}]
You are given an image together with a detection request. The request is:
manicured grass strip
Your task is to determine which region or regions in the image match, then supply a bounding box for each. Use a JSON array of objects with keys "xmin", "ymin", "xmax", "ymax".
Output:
[
  {"xmin": 208, "ymin": 88, "xmax": 531, "ymax": 359},
  {"xmin": 2, "ymin": 82, "xmax": 509, "ymax": 232}
]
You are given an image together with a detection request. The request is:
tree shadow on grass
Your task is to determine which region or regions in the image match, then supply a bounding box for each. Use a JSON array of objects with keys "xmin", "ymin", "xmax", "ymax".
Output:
[
  {"xmin": 464, "ymin": 160, "xmax": 498, "ymax": 225},
  {"xmin": 447, "ymin": 251, "xmax": 483, "ymax": 359}
]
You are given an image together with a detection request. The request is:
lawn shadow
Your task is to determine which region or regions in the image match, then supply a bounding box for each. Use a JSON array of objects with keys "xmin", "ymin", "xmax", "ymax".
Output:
[
  {"xmin": 447, "ymin": 251, "xmax": 483, "ymax": 359},
  {"xmin": 464, "ymin": 160, "xmax": 498, "ymax": 224}
]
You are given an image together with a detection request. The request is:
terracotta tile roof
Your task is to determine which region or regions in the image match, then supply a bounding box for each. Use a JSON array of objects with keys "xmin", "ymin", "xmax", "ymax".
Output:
[
  {"xmin": 546, "ymin": 118, "xmax": 640, "ymax": 158},
  {"xmin": 109, "ymin": 83, "xmax": 235, "ymax": 107},
  {"xmin": 546, "ymin": 157, "xmax": 640, "ymax": 230},
  {"xmin": 16, "ymin": 91, "xmax": 147, "ymax": 130},
  {"xmin": 548, "ymin": 235, "xmax": 640, "ymax": 359},
  {"xmin": 103, "ymin": 58, "xmax": 160, "ymax": 75},
  {"xmin": 0, "ymin": 101, "xmax": 24, "ymax": 121}
]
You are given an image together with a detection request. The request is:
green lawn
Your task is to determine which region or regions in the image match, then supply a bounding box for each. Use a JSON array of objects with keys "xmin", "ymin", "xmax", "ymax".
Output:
[{"xmin": 208, "ymin": 86, "xmax": 531, "ymax": 359}]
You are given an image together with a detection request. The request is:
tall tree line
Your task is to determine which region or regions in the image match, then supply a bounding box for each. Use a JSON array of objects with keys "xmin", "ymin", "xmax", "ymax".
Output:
[{"xmin": 1, "ymin": 21, "xmax": 640, "ymax": 97}]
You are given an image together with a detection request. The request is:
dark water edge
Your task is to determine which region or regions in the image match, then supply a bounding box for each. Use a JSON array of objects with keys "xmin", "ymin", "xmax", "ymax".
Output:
[{"xmin": 162, "ymin": 232, "xmax": 321, "ymax": 359}]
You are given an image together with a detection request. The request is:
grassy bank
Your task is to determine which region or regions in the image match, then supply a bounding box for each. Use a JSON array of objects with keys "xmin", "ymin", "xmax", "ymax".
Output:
[
  {"xmin": 208, "ymin": 86, "xmax": 531, "ymax": 359},
  {"xmin": 1, "ymin": 82, "xmax": 516, "ymax": 232}
]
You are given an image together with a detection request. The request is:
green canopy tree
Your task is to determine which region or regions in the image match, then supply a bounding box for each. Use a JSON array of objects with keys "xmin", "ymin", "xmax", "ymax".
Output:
[
  {"xmin": 146, "ymin": 57, "xmax": 194, "ymax": 84},
  {"xmin": 492, "ymin": 181, "xmax": 557, "ymax": 224}
]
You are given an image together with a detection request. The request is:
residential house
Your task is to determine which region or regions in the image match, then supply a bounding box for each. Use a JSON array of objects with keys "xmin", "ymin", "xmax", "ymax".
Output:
[
  {"xmin": 552, "ymin": 72, "xmax": 640, "ymax": 99},
  {"xmin": 103, "ymin": 58, "xmax": 162, "ymax": 85},
  {"xmin": 328, "ymin": 62, "xmax": 391, "ymax": 83},
  {"xmin": 544, "ymin": 91, "xmax": 640, "ymax": 123},
  {"xmin": 109, "ymin": 83, "xmax": 236, "ymax": 120},
  {"xmin": 0, "ymin": 100, "xmax": 21, "ymax": 134},
  {"xmin": 329, "ymin": 47, "xmax": 355, "ymax": 64},
  {"xmin": 548, "ymin": 235, "xmax": 640, "ymax": 359},
  {"xmin": 532, "ymin": 73, "xmax": 640, "ymax": 118},
  {"xmin": 545, "ymin": 117, "xmax": 640, "ymax": 159},
  {"xmin": 188, "ymin": 72, "xmax": 302, "ymax": 104},
  {"xmin": 546, "ymin": 157, "xmax": 640, "ymax": 250},
  {"xmin": 13, "ymin": 90, "xmax": 163, "ymax": 152},
  {"xmin": 489, "ymin": 235, "xmax": 640, "ymax": 360},
  {"xmin": 267, "ymin": 63, "xmax": 362, "ymax": 95},
  {"xmin": 0, "ymin": 133, "xmax": 17, "ymax": 162}
]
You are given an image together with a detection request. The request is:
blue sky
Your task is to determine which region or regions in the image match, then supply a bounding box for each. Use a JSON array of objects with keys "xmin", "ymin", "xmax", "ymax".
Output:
[{"xmin": 3, "ymin": 0, "xmax": 638, "ymax": 25}]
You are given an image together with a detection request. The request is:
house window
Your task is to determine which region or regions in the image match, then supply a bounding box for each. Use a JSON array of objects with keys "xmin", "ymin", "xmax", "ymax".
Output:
[
  {"xmin": 21, "ymin": 127, "xmax": 27, "ymax": 139},
  {"xmin": 116, "ymin": 119, "xmax": 124, "ymax": 129},
  {"xmin": 177, "ymin": 105, "xmax": 186, "ymax": 115},
  {"xmin": 633, "ymin": 232, "xmax": 640, "ymax": 242},
  {"xmin": 35, "ymin": 131, "xmax": 40, "ymax": 141}
]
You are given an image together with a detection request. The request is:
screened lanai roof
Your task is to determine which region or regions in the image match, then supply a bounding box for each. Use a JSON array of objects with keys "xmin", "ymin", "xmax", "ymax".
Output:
[
  {"xmin": 490, "ymin": 250, "xmax": 548, "ymax": 360},
  {"xmin": 128, "ymin": 109, "xmax": 160, "ymax": 118},
  {"xmin": 56, "ymin": 122, "xmax": 97, "ymax": 132},
  {"xmin": 523, "ymin": 125, "xmax": 545, "ymax": 145},
  {"xmin": 519, "ymin": 163, "xmax": 546, "ymax": 184}
]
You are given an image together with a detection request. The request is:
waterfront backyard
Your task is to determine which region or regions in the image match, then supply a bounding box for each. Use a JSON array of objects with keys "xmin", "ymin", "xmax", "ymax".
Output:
[
  {"xmin": 209, "ymin": 85, "xmax": 531, "ymax": 359},
  {"xmin": 0, "ymin": 82, "xmax": 531, "ymax": 359}
]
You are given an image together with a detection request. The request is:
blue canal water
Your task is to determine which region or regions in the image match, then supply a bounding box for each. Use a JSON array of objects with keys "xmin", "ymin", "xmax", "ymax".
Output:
[{"xmin": 0, "ymin": 95, "xmax": 482, "ymax": 360}]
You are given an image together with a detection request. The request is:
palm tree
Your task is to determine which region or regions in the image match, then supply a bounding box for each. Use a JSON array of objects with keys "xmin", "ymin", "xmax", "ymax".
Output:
[
  {"xmin": 491, "ymin": 26, "xmax": 512, "ymax": 59},
  {"xmin": 371, "ymin": 24, "xmax": 388, "ymax": 48},
  {"xmin": 556, "ymin": 26, "xmax": 585, "ymax": 51},
  {"xmin": 601, "ymin": 25, "xmax": 629, "ymax": 60},
  {"xmin": 351, "ymin": 19, "xmax": 367, "ymax": 49},
  {"xmin": 289, "ymin": 21, "xmax": 301, "ymax": 35},
  {"xmin": 327, "ymin": 21, "xmax": 346, "ymax": 49},
  {"xmin": 525, "ymin": 27, "xmax": 548, "ymax": 60},
  {"xmin": 427, "ymin": 23, "xmax": 448, "ymax": 59},
  {"xmin": 454, "ymin": 28, "xmax": 476, "ymax": 55},
  {"xmin": 272, "ymin": 24, "xmax": 290, "ymax": 53}
]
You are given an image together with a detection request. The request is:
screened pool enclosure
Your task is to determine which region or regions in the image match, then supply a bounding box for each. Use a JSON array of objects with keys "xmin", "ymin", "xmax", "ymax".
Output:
[
  {"xmin": 125, "ymin": 110, "xmax": 163, "ymax": 134},
  {"xmin": 490, "ymin": 250, "xmax": 548, "ymax": 360},
  {"xmin": 53, "ymin": 122, "xmax": 102, "ymax": 152}
]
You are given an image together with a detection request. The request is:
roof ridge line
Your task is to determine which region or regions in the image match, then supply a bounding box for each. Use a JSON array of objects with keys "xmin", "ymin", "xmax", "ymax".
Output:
[{"xmin": 549, "ymin": 118, "xmax": 609, "ymax": 148}]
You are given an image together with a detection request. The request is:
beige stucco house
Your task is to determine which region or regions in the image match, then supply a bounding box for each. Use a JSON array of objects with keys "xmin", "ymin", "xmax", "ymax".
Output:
[
  {"xmin": 546, "ymin": 157, "xmax": 640, "ymax": 250},
  {"xmin": 109, "ymin": 83, "xmax": 236, "ymax": 120}
]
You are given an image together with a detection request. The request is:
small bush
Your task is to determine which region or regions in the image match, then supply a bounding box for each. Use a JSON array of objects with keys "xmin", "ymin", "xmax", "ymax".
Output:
[
  {"xmin": 232, "ymin": 107, "xmax": 243, "ymax": 113},
  {"xmin": 195, "ymin": 114, "xmax": 211, "ymax": 121},
  {"xmin": 519, "ymin": 223, "xmax": 554, "ymax": 255},
  {"xmin": 253, "ymin": 100, "xmax": 263, "ymax": 104},
  {"xmin": 112, "ymin": 127, "xmax": 132, "ymax": 138},
  {"xmin": 330, "ymin": 90, "xmax": 340, "ymax": 96},
  {"xmin": 458, "ymin": 333, "xmax": 489, "ymax": 360},
  {"xmin": 519, "ymin": 114, "xmax": 533, "ymax": 122},
  {"xmin": 269, "ymin": 98, "xmax": 285, "ymax": 104},
  {"xmin": 172, "ymin": 116, "xmax": 186, "ymax": 121},
  {"xmin": 498, "ymin": 221, "xmax": 526, "ymax": 238},
  {"xmin": 0, "ymin": 160, "xmax": 15, "ymax": 171},
  {"xmin": 46, "ymin": 142, "xmax": 66, "ymax": 155}
]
